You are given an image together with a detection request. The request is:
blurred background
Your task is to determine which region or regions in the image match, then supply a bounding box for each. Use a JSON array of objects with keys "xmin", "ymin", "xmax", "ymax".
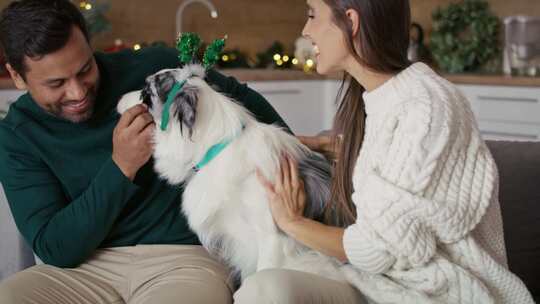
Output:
[{"xmin": 1, "ymin": 0, "xmax": 540, "ymax": 139}]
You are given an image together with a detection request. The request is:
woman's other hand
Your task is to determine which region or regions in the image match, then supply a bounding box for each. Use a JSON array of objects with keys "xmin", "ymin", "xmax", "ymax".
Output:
[{"xmin": 297, "ymin": 134, "xmax": 342, "ymax": 163}]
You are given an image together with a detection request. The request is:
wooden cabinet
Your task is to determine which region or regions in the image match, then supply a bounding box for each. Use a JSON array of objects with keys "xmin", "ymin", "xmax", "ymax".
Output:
[{"xmin": 458, "ymin": 85, "xmax": 540, "ymax": 141}]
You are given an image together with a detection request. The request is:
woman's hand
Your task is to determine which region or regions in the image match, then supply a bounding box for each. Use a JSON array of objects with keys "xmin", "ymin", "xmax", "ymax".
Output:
[
  {"xmin": 257, "ymin": 155, "xmax": 349, "ymax": 262},
  {"xmin": 257, "ymin": 155, "xmax": 307, "ymax": 233},
  {"xmin": 297, "ymin": 134, "xmax": 342, "ymax": 163}
]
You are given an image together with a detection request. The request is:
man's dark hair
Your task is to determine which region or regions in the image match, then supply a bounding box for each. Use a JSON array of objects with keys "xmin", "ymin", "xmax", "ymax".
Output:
[{"xmin": 0, "ymin": 0, "xmax": 90, "ymax": 79}]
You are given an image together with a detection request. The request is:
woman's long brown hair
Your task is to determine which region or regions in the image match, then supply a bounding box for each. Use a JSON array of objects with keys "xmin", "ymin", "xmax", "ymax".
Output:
[{"xmin": 321, "ymin": 0, "xmax": 411, "ymax": 226}]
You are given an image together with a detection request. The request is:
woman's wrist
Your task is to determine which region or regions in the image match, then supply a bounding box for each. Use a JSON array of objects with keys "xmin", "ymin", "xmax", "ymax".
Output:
[
  {"xmin": 279, "ymin": 217, "xmax": 348, "ymax": 262},
  {"xmin": 280, "ymin": 216, "xmax": 311, "ymax": 238},
  {"xmin": 297, "ymin": 136, "xmax": 321, "ymax": 151}
]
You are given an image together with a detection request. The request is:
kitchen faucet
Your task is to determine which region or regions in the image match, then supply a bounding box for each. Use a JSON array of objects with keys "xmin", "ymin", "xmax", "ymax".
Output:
[{"xmin": 175, "ymin": 0, "xmax": 218, "ymax": 37}]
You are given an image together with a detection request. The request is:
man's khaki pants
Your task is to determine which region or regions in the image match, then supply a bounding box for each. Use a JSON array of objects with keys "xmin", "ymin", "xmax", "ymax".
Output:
[
  {"xmin": 0, "ymin": 244, "xmax": 366, "ymax": 304},
  {"xmin": 0, "ymin": 245, "xmax": 233, "ymax": 304}
]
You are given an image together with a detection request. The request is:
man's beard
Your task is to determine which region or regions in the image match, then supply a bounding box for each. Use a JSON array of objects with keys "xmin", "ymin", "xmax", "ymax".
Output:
[{"xmin": 50, "ymin": 89, "xmax": 97, "ymax": 123}]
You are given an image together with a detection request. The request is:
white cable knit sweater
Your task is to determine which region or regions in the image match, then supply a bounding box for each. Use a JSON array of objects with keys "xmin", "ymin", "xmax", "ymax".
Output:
[{"xmin": 341, "ymin": 63, "xmax": 534, "ymax": 304}]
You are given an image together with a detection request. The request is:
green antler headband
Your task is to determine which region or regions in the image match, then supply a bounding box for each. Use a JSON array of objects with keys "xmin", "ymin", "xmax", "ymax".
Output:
[
  {"xmin": 175, "ymin": 32, "xmax": 227, "ymax": 69},
  {"xmin": 176, "ymin": 32, "xmax": 202, "ymax": 65},
  {"xmin": 202, "ymin": 36, "xmax": 227, "ymax": 69},
  {"xmin": 161, "ymin": 33, "xmax": 227, "ymax": 131}
]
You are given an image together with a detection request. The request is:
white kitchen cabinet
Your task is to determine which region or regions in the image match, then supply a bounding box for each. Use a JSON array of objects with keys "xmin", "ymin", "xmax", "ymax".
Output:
[
  {"xmin": 248, "ymin": 80, "xmax": 340, "ymax": 135},
  {"xmin": 245, "ymin": 77, "xmax": 540, "ymax": 141},
  {"xmin": 457, "ymin": 84, "xmax": 540, "ymax": 141}
]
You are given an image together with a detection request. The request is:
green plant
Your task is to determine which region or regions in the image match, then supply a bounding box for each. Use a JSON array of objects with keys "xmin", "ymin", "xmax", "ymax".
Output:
[{"xmin": 430, "ymin": 0, "xmax": 500, "ymax": 73}]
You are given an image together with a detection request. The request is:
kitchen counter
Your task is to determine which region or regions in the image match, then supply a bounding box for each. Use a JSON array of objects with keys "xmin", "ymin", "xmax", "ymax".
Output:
[
  {"xmin": 2, "ymin": 70, "xmax": 540, "ymax": 88},
  {"xmin": 224, "ymin": 69, "xmax": 540, "ymax": 87},
  {"xmin": 442, "ymin": 73, "xmax": 540, "ymax": 87},
  {"xmin": 220, "ymin": 69, "xmax": 540, "ymax": 87},
  {"xmin": 218, "ymin": 69, "xmax": 338, "ymax": 81}
]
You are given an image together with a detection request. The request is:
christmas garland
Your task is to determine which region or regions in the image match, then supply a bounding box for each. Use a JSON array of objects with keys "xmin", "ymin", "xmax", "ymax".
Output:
[{"xmin": 430, "ymin": 0, "xmax": 500, "ymax": 73}]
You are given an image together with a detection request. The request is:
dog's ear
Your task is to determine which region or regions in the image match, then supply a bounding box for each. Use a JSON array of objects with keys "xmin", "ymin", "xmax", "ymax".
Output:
[
  {"xmin": 172, "ymin": 83, "xmax": 199, "ymax": 138},
  {"xmin": 154, "ymin": 71, "xmax": 177, "ymax": 102}
]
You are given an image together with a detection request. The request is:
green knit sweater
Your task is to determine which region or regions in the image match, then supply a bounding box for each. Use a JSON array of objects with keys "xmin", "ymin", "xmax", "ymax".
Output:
[{"xmin": 0, "ymin": 47, "xmax": 288, "ymax": 268}]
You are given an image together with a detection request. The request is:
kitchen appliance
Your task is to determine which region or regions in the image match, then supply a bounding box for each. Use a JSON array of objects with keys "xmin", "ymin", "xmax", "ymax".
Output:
[{"xmin": 503, "ymin": 16, "xmax": 540, "ymax": 77}]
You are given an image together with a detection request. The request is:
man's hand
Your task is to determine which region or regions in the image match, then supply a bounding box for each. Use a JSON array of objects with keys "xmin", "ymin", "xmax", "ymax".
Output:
[{"xmin": 112, "ymin": 104, "xmax": 155, "ymax": 180}]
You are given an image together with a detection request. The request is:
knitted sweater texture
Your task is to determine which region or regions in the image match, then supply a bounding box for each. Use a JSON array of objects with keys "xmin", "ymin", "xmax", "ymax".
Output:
[{"xmin": 341, "ymin": 63, "xmax": 534, "ymax": 304}]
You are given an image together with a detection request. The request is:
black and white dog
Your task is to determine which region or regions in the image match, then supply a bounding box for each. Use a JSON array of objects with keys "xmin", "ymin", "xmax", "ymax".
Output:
[{"xmin": 117, "ymin": 64, "xmax": 345, "ymax": 282}]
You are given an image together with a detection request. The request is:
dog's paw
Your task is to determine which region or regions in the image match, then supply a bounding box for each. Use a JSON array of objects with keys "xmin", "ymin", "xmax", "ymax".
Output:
[{"xmin": 117, "ymin": 90, "xmax": 143, "ymax": 114}]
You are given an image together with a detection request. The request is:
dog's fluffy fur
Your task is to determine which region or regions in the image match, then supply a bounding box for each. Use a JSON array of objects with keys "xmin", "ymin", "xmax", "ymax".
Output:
[{"xmin": 118, "ymin": 64, "xmax": 345, "ymax": 282}]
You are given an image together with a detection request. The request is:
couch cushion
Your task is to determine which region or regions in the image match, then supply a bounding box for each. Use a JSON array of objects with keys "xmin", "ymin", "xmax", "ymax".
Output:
[
  {"xmin": 486, "ymin": 140, "xmax": 540, "ymax": 300},
  {"xmin": 0, "ymin": 184, "xmax": 35, "ymax": 281}
]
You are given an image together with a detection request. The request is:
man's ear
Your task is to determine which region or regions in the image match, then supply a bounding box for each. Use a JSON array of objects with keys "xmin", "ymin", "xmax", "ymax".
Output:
[
  {"xmin": 346, "ymin": 9, "xmax": 360, "ymax": 37},
  {"xmin": 173, "ymin": 83, "xmax": 199, "ymax": 138},
  {"xmin": 5, "ymin": 63, "xmax": 28, "ymax": 90}
]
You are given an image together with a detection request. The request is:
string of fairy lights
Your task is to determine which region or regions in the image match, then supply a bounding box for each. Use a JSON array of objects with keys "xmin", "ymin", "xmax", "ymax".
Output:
[
  {"xmin": 221, "ymin": 52, "xmax": 315, "ymax": 72},
  {"xmin": 77, "ymin": 1, "xmax": 317, "ymax": 71},
  {"xmin": 272, "ymin": 53, "xmax": 314, "ymax": 70},
  {"xmin": 78, "ymin": 1, "xmax": 93, "ymax": 10}
]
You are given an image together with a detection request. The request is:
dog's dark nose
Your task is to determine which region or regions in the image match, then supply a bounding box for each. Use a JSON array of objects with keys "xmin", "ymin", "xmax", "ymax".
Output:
[{"xmin": 140, "ymin": 85, "xmax": 153, "ymax": 109}]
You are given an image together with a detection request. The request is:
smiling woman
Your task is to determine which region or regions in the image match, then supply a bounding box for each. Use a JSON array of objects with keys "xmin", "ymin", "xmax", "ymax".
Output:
[{"xmin": 235, "ymin": 0, "xmax": 536, "ymax": 303}]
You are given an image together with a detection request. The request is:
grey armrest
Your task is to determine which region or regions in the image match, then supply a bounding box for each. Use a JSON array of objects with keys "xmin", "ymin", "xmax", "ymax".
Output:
[{"xmin": 0, "ymin": 184, "xmax": 35, "ymax": 281}]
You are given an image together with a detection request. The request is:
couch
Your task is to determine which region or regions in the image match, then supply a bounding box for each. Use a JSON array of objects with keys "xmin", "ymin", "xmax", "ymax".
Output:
[{"xmin": 1, "ymin": 140, "xmax": 539, "ymax": 301}]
